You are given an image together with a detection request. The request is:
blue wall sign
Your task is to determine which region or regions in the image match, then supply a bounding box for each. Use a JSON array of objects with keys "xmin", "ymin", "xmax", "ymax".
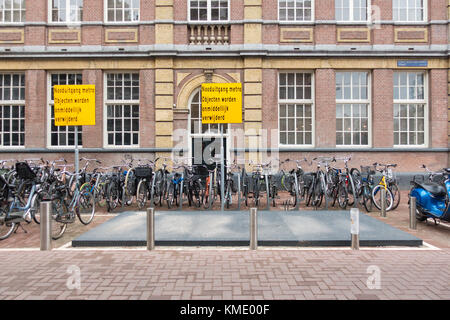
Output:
[{"xmin": 397, "ymin": 60, "xmax": 428, "ymax": 68}]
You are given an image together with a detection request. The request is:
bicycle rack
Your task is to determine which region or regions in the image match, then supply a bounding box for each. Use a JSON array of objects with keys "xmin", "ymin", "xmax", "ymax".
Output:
[
  {"xmin": 265, "ymin": 173, "xmax": 270, "ymax": 211},
  {"xmin": 237, "ymin": 173, "xmax": 241, "ymax": 211},
  {"xmin": 179, "ymin": 172, "xmax": 184, "ymax": 210},
  {"xmin": 293, "ymin": 173, "xmax": 300, "ymax": 211},
  {"xmin": 149, "ymin": 173, "xmax": 156, "ymax": 208}
]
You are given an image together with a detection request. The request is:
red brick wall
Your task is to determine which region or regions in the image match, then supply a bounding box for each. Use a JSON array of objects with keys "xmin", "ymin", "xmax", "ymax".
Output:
[
  {"xmin": 262, "ymin": 69, "xmax": 278, "ymax": 148},
  {"xmin": 25, "ymin": 70, "xmax": 46, "ymax": 148},
  {"xmin": 82, "ymin": 69, "xmax": 103, "ymax": 148},
  {"xmin": 84, "ymin": 0, "xmax": 103, "ymax": 21},
  {"xmin": 315, "ymin": 0, "xmax": 335, "ymax": 20},
  {"xmin": 315, "ymin": 69, "xmax": 336, "ymax": 148},
  {"xmin": 82, "ymin": 26, "xmax": 102, "ymax": 45},
  {"xmin": 429, "ymin": 69, "xmax": 448, "ymax": 148},
  {"xmin": 140, "ymin": 69, "xmax": 155, "ymax": 148},
  {"xmin": 1, "ymin": 0, "xmax": 445, "ymax": 46},
  {"xmin": 262, "ymin": 0, "xmax": 277, "ymax": 20},
  {"xmin": 372, "ymin": 69, "xmax": 394, "ymax": 148}
]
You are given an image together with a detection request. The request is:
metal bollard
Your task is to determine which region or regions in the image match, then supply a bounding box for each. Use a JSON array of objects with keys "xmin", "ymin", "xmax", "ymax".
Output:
[
  {"xmin": 250, "ymin": 208, "xmax": 257, "ymax": 250},
  {"xmin": 380, "ymin": 188, "xmax": 387, "ymax": 217},
  {"xmin": 350, "ymin": 208, "xmax": 360, "ymax": 250},
  {"xmin": 40, "ymin": 201, "xmax": 52, "ymax": 251},
  {"xmin": 147, "ymin": 208, "xmax": 155, "ymax": 250},
  {"xmin": 409, "ymin": 197, "xmax": 417, "ymax": 230}
]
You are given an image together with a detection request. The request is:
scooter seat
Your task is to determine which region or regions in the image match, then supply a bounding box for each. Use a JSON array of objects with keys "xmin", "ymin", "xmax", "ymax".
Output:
[{"xmin": 418, "ymin": 183, "xmax": 447, "ymax": 197}]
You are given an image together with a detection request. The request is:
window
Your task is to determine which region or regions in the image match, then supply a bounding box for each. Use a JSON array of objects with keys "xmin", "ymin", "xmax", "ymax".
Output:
[
  {"xmin": 0, "ymin": 74, "xmax": 25, "ymax": 147},
  {"xmin": 336, "ymin": 72, "xmax": 370, "ymax": 146},
  {"xmin": 190, "ymin": 89, "xmax": 227, "ymax": 135},
  {"xmin": 279, "ymin": 0, "xmax": 313, "ymax": 21},
  {"xmin": 105, "ymin": 73, "xmax": 139, "ymax": 147},
  {"xmin": 393, "ymin": 0, "xmax": 426, "ymax": 22},
  {"xmin": 279, "ymin": 73, "xmax": 313, "ymax": 146},
  {"xmin": 335, "ymin": 0, "xmax": 368, "ymax": 22},
  {"xmin": 49, "ymin": 73, "xmax": 82, "ymax": 147},
  {"xmin": 393, "ymin": 72, "xmax": 426, "ymax": 146},
  {"xmin": 0, "ymin": 0, "xmax": 25, "ymax": 23},
  {"xmin": 189, "ymin": 0, "xmax": 229, "ymax": 21},
  {"xmin": 107, "ymin": 0, "xmax": 139, "ymax": 22},
  {"xmin": 51, "ymin": 0, "xmax": 83, "ymax": 22}
]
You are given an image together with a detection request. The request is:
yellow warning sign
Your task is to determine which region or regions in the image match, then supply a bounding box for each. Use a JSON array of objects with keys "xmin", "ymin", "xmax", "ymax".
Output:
[
  {"xmin": 53, "ymin": 85, "xmax": 96, "ymax": 126},
  {"xmin": 201, "ymin": 83, "xmax": 242, "ymax": 124}
]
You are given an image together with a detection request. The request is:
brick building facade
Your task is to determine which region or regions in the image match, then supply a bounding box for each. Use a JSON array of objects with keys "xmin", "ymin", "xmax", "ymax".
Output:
[{"xmin": 0, "ymin": 0, "xmax": 448, "ymax": 173}]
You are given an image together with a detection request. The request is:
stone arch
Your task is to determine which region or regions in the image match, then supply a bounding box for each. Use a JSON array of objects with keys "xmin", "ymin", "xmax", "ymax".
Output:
[{"xmin": 176, "ymin": 73, "xmax": 235, "ymax": 110}]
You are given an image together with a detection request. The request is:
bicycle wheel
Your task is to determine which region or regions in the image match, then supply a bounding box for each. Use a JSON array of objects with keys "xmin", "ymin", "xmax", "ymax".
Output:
[
  {"xmin": 124, "ymin": 169, "xmax": 136, "ymax": 198},
  {"xmin": 350, "ymin": 168, "xmax": 362, "ymax": 197},
  {"xmin": 337, "ymin": 184, "xmax": 348, "ymax": 209},
  {"xmin": 362, "ymin": 185, "xmax": 373, "ymax": 212},
  {"xmin": 167, "ymin": 183, "xmax": 175, "ymax": 209},
  {"xmin": 51, "ymin": 198, "xmax": 68, "ymax": 240},
  {"xmin": 320, "ymin": 173, "xmax": 329, "ymax": 209},
  {"xmin": 311, "ymin": 177, "xmax": 323, "ymax": 208},
  {"xmin": 136, "ymin": 180, "xmax": 148, "ymax": 210},
  {"xmin": 151, "ymin": 170, "xmax": 163, "ymax": 206},
  {"xmin": 30, "ymin": 193, "xmax": 41, "ymax": 224},
  {"xmin": 390, "ymin": 183, "xmax": 401, "ymax": 210},
  {"xmin": 225, "ymin": 180, "xmax": 232, "ymax": 209},
  {"xmin": 0, "ymin": 209, "xmax": 16, "ymax": 240},
  {"xmin": 191, "ymin": 180, "xmax": 202, "ymax": 208},
  {"xmin": 288, "ymin": 178, "xmax": 298, "ymax": 208},
  {"xmin": 203, "ymin": 176, "xmax": 213, "ymax": 209},
  {"xmin": 77, "ymin": 184, "xmax": 96, "ymax": 225},
  {"xmin": 372, "ymin": 185, "xmax": 394, "ymax": 211},
  {"xmin": 253, "ymin": 178, "xmax": 260, "ymax": 207},
  {"xmin": 106, "ymin": 182, "xmax": 120, "ymax": 212},
  {"xmin": 96, "ymin": 183, "xmax": 107, "ymax": 208}
]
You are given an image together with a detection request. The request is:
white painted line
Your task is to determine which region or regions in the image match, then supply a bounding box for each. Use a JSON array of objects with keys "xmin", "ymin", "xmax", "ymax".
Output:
[
  {"xmin": 0, "ymin": 248, "xmax": 40, "ymax": 252},
  {"xmin": 49, "ymin": 245, "xmax": 439, "ymax": 252},
  {"xmin": 93, "ymin": 214, "xmax": 118, "ymax": 217},
  {"xmin": 54, "ymin": 241, "xmax": 72, "ymax": 250},
  {"xmin": 422, "ymin": 242, "xmax": 441, "ymax": 250},
  {"xmin": 57, "ymin": 247, "xmax": 147, "ymax": 251}
]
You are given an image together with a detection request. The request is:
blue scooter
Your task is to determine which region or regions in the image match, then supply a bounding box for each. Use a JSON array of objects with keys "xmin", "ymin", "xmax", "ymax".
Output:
[{"xmin": 409, "ymin": 165, "xmax": 450, "ymax": 223}]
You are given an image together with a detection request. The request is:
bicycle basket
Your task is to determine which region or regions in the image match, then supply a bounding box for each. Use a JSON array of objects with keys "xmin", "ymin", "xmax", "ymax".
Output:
[
  {"xmin": 387, "ymin": 168, "xmax": 396, "ymax": 182},
  {"xmin": 193, "ymin": 165, "xmax": 209, "ymax": 177},
  {"xmin": 135, "ymin": 167, "xmax": 152, "ymax": 178},
  {"xmin": 360, "ymin": 165, "xmax": 376, "ymax": 176},
  {"xmin": 15, "ymin": 162, "xmax": 36, "ymax": 180}
]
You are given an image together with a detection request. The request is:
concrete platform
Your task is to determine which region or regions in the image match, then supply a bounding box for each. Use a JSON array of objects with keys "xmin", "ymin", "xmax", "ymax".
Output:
[{"xmin": 72, "ymin": 210, "xmax": 423, "ymax": 247}]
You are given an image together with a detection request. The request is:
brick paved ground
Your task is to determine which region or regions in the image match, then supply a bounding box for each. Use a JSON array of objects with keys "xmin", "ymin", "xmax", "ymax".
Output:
[{"xmin": 0, "ymin": 249, "xmax": 448, "ymax": 300}]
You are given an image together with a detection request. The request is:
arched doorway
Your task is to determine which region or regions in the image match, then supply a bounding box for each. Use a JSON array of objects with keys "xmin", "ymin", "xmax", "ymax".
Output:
[{"xmin": 188, "ymin": 88, "xmax": 230, "ymax": 168}]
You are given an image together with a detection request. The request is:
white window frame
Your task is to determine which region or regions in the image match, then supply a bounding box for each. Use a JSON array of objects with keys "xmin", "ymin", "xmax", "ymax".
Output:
[
  {"xmin": 48, "ymin": 0, "xmax": 83, "ymax": 23},
  {"xmin": 335, "ymin": 71, "xmax": 372, "ymax": 148},
  {"xmin": 335, "ymin": 0, "xmax": 371, "ymax": 23},
  {"xmin": 0, "ymin": 0, "xmax": 25, "ymax": 24},
  {"xmin": 393, "ymin": 0, "xmax": 427, "ymax": 23},
  {"xmin": 188, "ymin": 0, "xmax": 230, "ymax": 22},
  {"xmin": 103, "ymin": 72, "xmax": 140, "ymax": 149},
  {"xmin": 46, "ymin": 72, "xmax": 83, "ymax": 149},
  {"xmin": 0, "ymin": 73, "xmax": 25, "ymax": 149},
  {"xmin": 278, "ymin": 71, "xmax": 315, "ymax": 149},
  {"xmin": 393, "ymin": 71, "xmax": 428, "ymax": 148},
  {"xmin": 278, "ymin": 0, "xmax": 315, "ymax": 22},
  {"xmin": 104, "ymin": 0, "xmax": 140, "ymax": 23}
]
